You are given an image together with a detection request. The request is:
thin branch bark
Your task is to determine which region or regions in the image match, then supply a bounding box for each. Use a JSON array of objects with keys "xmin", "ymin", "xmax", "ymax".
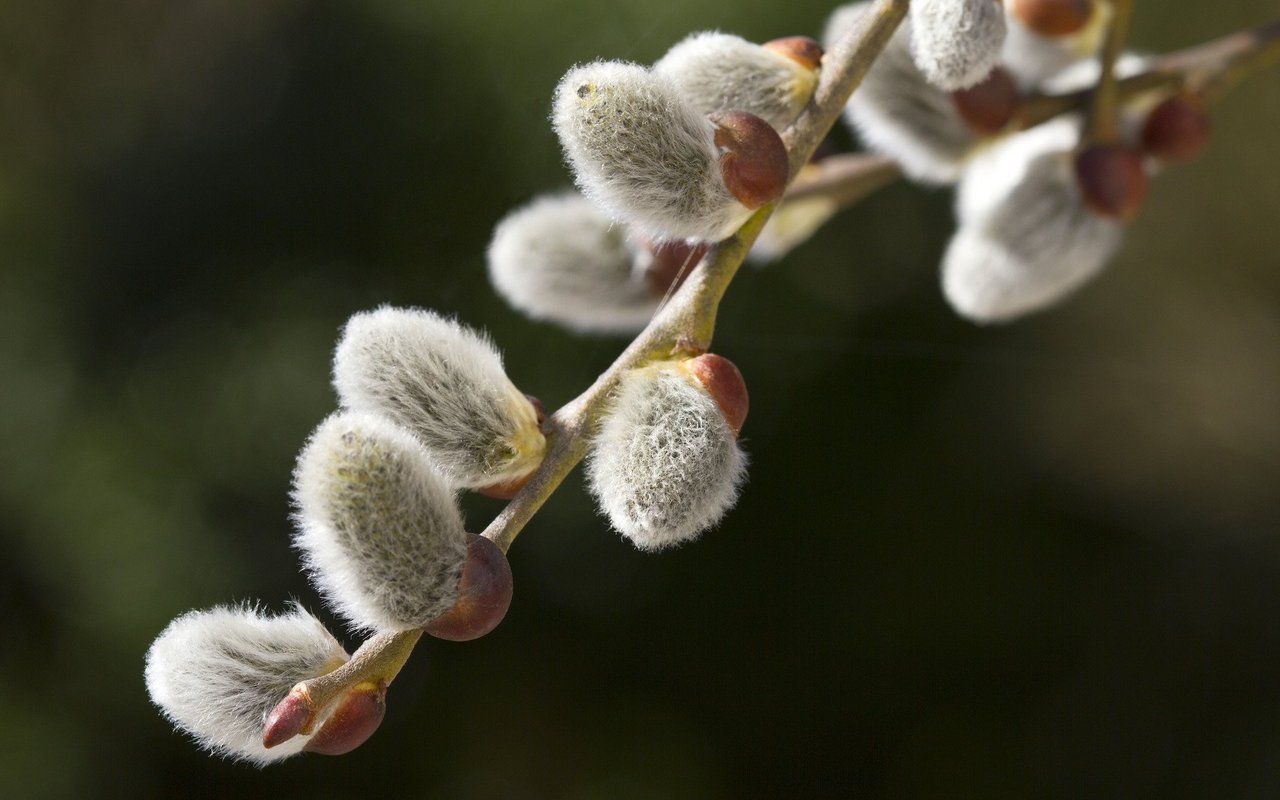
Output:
[{"xmin": 483, "ymin": 0, "xmax": 911, "ymax": 555}]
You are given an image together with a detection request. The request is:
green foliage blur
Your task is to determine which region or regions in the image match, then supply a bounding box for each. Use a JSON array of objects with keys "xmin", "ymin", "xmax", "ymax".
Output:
[{"xmin": 2, "ymin": 1, "xmax": 1279, "ymax": 797}]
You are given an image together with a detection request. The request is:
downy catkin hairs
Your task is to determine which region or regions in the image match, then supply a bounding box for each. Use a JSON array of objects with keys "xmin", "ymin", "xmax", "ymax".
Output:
[
  {"xmin": 293, "ymin": 410, "xmax": 469, "ymax": 632},
  {"xmin": 332, "ymin": 306, "xmax": 546, "ymax": 490},
  {"xmin": 144, "ymin": 604, "xmax": 347, "ymax": 765},
  {"xmin": 588, "ymin": 360, "xmax": 748, "ymax": 551}
]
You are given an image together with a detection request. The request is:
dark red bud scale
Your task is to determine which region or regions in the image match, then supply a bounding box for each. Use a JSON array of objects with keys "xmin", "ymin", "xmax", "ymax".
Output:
[
  {"xmin": 709, "ymin": 110, "xmax": 790, "ymax": 210},
  {"xmin": 762, "ymin": 36, "xmax": 824, "ymax": 72},
  {"xmin": 474, "ymin": 477, "xmax": 527, "ymax": 500},
  {"xmin": 1074, "ymin": 143, "xmax": 1147, "ymax": 222},
  {"xmin": 681, "ymin": 353, "xmax": 749, "ymax": 436},
  {"xmin": 1010, "ymin": 0, "xmax": 1094, "ymax": 37},
  {"xmin": 951, "ymin": 67, "xmax": 1020, "ymax": 136},
  {"xmin": 524, "ymin": 394, "xmax": 548, "ymax": 426},
  {"xmin": 303, "ymin": 681, "xmax": 387, "ymax": 756},
  {"xmin": 1140, "ymin": 95, "xmax": 1211, "ymax": 165},
  {"xmin": 424, "ymin": 534, "xmax": 514, "ymax": 642},
  {"xmin": 262, "ymin": 686, "xmax": 314, "ymax": 749},
  {"xmin": 644, "ymin": 239, "xmax": 708, "ymax": 297}
]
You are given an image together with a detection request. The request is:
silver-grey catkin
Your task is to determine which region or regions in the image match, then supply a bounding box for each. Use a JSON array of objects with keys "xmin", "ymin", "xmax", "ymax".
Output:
[
  {"xmin": 653, "ymin": 31, "xmax": 818, "ymax": 130},
  {"xmin": 943, "ymin": 117, "xmax": 1124, "ymax": 322},
  {"xmin": 144, "ymin": 603, "xmax": 347, "ymax": 765},
  {"xmin": 552, "ymin": 60, "xmax": 749, "ymax": 241},
  {"xmin": 588, "ymin": 364, "xmax": 747, "ymax": 550},
  {"xmin": 909, "ymin": 0, "xmax": 1007, "ymax": 91},
  {"xmin": 487, "ymin": 192, "xmax": 660, "ymax": 334},
  {"xmin": 293, "ymin": 411, "xmax": 469, "ymax": 631},
  {"xmin": 825, "ymin": 2, "xmax": 978, "ymax": 184},
  {"xmin": 332, "ymin": 306, "xmax": 545, "ymax": 489}
]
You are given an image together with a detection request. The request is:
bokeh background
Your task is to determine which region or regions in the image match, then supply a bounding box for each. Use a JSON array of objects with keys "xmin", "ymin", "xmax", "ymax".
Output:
[{"xmin": 2, "ymin": 1, "xmax": 1279, "ymax": 797}]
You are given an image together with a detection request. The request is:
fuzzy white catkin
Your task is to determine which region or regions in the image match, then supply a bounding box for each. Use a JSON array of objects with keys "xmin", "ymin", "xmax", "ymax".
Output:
[
  {"xmin": 825, "ymin": 2, "xmax": 977, "ymax": 184},
  {"xmin": 943, "ymin": 117, "xmax": 1123, "ymax": 323},
  {"xmin": 293, "ymin": 411, "xmax": 469, "ymax": 632},
  {"xmin": 333, "ymin": 306, "xmax": 544, "ymax": 488},
  {"xmin": 909, "ymin": 0, "xmax": 1007, "ymax": 91},
  {"xmin": 588, "ymin": 365, "xmax": 747, "ymax": 551},
  {"xmin": 487, "ymin": 192, "xmax": 659, "ymax": 334},
  {"xmin": 955, "ymin": 112, "xmax": 1081, "ymax": 226},
  {"xmin": 1001, "ymin": 1, "xmax": 1109, "ymax": 87},
  {"xmin": 653, "ymin": 31, "xmax": 818, "ymax": 130},
  {"xmin": 144, "ymin": 604, "xmax": 347, "ymax": 765},
  {"xmin": 553, "ymin": 60, "xmax": 748, "ymax": 242}
]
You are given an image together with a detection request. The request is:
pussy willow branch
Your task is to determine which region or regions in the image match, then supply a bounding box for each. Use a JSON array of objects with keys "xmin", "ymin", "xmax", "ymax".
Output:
[
  {"xmin": 485, "ymin": 0, "xmax": 911, "ymax": 556},
  {"xmin": 282, "ymin": 9, "xmax": 1280, "ymax": 724},
  {"xmin": 780, "ymin": 0, "xmax": 912, "ymax": 179},
  {"xmin": 291, "ymin": 629, "xmax": 422, "ymax": 719},
  {"xmin": 788, "ymin": 16, "xmax": 1280, "ymax": 212},
  {"xmin": 286, "ymin": 0, "xmax": 912, "ymax": 705}
]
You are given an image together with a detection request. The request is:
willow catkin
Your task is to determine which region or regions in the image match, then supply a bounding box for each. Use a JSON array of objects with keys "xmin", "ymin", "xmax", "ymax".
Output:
[
  {"xmin": 293, "ymin": 411, "xmax": 469, "ymax": 632},
  {"xmin": 588, "ymin": 365, "xmax": 747, "ymax": 551},
  {"xmin": 552, "ymin": 60, "xmax": 748, "ymax": 241},
  {"xmin": 333, "ymin": 306, "xmax": 545, "ymax": 489},
  {"xmin": 144, "ymin": 604, "xmax": 347, "ymax": 765}
]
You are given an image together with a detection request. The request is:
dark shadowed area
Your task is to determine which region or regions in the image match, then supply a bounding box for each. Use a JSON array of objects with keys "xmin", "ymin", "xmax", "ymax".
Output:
[{"xmin": 2, "ymin": 1, "xmax": 1279, "ymax": 798}]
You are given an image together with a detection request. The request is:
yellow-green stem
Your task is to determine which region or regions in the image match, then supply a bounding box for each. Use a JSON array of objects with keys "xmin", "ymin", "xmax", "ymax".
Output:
[
  {"xmin": 481, "ymin": 0, "xmax": 910, "ymax": 556},
  {"xmin": 295, "ymin": 628, "xmax": 422, "ymax": 715},
  {"xmin": 1084, "ymin": 0, "xmax": 1134, "ymax": 144}
]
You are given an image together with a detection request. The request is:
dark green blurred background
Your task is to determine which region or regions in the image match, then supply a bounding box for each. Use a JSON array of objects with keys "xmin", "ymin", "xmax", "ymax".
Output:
[{"xmin": 2, "ymin": 1, "xmax": 1278, "ymax": 797}]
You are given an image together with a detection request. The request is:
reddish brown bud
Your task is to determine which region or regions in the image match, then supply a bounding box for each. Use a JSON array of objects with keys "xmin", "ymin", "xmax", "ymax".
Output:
[
  {"xmin": 474, "ymin": 476, "xmax": 530, "ymax": 500},
  {"xmin": 762, "ymin": 36, "xmax": 824, "ymax": 72},
  {"xmin": 644, "ymin": 239, "xmax": 708, "ymax": 297},
  {"xmin": 303, "ymin": 680, "xmax": 387, "ymax": 756},
  {"xmin": 709, "ymin": 110, "xmax": 789, "ymax": 210},
  {"xmin": 951, "ymin": 67, "xmax": 1019, "ymax": 136},
  {"xmin": 1074, "ymin": 143, "xmax": 1147, "ymax": 222},
  {"xmin": 524, "ymin": 394, "xmax": 547, "ymax": 426},
  {"xmin": 1010, "ymin": 0, "xmax": 1094, "ymax": 37},
  {"xmin": 424, "ymin": 534, "xmax": 513, "ymax": 642},
  {"xmin": 680, "ymin": 353, "xmax": 749, "ymax": 436},
  {"xmin": 1140, "ymin": 95, "xmax": 1211, "ymax": 165},
  {"xmin": 262, "ymin": 686, "xmax": 315, "ymax": 749}
]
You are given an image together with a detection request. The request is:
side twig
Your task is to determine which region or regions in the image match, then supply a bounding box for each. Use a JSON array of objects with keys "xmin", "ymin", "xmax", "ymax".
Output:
[{"xmin": 794, "ymin": 17, "xmax": 1280, "ymax": 215}]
